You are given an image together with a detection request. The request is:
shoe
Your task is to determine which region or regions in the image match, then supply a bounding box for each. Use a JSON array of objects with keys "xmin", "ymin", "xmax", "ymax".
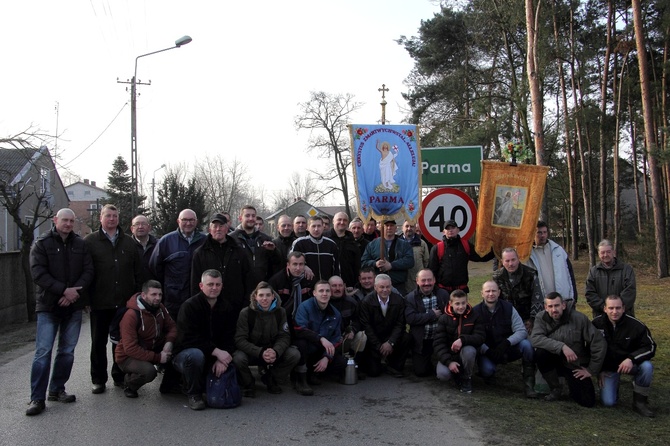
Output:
[
  {"xmin": 91, "ymin": 384, "xmax": 105, "ymax": 394},
  {"xmin": 188, "ymin": 395, "xmax": 206, "ymax": 411},
  {"xmin": 385, "ymin": 366, "xmax": 406, "ymax": 378},
  {"xmin": 124, "ymin": 387, "xmax": 139, "ymax": 398},
  {"xmin": 632, "ymin": 392, "xmax": 655, "ymax": 418},
  {"xmin": 25, "ymin": 400, "xmax": 45, "ymax": 416},
  {"xmin": 460, "ymin": 378, "xmax": 473, "ymax": 394},
  {"xmin": 47, "ymin": 390, "xmax": 76, "ymax": 403},
  {"xmin": 159, "ymin": 382, "xmax": 183, "ymax": 394},
  {"xmin": 261, "ymin": 373, "xmax": 283, "ymax": 394},
  {"xmin": 113, "ymin": 380, "xmax": 124, "ymax": 388},
  {"xmin": 306, "ymin": 373, "xmax": 322, "ymax": 386},
  {"xmin": 242, "ymin": 387, "xmax": 256, "ymax": 398},
  {"xmin": 544, "ymin": 388, "xmax": 562, "ymax": 402},
  {"xmin": 294, "ymin": 372, "xmax": 314, "ymax": 396}
]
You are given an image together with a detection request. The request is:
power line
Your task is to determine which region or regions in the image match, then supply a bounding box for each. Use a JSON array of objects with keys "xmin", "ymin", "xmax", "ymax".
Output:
[{"xmin": 62, "ymin": 102, "xmax": 127, "ymax": 167}]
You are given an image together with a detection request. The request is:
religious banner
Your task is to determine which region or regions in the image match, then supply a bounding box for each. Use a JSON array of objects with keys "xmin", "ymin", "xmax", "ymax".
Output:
[
  {"xmin": 349, "ymin": 124, "xmax": 422, "ymax": 223},
  {"xmin": 475, "ymin": 160, "xmax": 550, "ymax": 261}
]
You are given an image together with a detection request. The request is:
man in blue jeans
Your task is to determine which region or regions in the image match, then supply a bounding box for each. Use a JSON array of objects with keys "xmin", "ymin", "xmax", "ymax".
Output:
[
  {"xmin": 592, "ymin": 295, "xmax": 656, "ymax": 417},
  {"xmin": 472, "ymin": 280, "xmax": 538, "ymax": 398},
  {"xmin": 172, "ymin": 269, "xmax": 234, "ymax": 410},
  {"xmin": 26, "ymin": 208, "xmax": 94, "ymax": 416}
]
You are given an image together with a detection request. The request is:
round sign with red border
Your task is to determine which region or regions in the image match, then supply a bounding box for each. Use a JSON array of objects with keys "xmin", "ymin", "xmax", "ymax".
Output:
[{"xmin": 418, "ymin": 188, "xmax": 477, "ymax": 245}]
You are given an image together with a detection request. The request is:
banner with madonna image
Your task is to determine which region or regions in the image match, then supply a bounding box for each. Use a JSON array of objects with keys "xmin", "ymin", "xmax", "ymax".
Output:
[
  {"xmin": 475, "ymin": 160, "xmax": 550, "ymax": 261},
  {"xmin": 349, "ymin": 125, "xmax": 422, "ymax": 224}
]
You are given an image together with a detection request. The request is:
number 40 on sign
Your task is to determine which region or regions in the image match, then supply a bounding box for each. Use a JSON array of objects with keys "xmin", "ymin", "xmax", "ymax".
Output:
[{"xmin": 418, "ymin": 188, "xmax": 478, "ymax": 245}]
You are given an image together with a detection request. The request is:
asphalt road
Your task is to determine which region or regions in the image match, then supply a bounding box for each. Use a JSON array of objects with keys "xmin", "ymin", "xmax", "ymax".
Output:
[{"xmin": 0, "ymin": 316, "xmax": 484, "ymax": 446}]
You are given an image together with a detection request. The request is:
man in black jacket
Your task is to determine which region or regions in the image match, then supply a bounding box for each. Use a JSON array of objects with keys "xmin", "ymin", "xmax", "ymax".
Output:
[
  {"xmin": 230, "ymin": 205, "xmax": 281, "ymax": 290},
  {"xmin": 26, "ymin": 208, "xmax": 94, "ymax": 416},
  {"xmin": 85, "ymin": 204, "xmax": 142, "ymax": 395},
  {"xmin": 428, "ymin": 219, "xmax": 494, "ymax": 294},
  {"xmin": 190, "ymin": 213, "xmax": 250, "ymax": 314},
  {"xmin": 592, "ymin": 295, "xmax": 656, "ymax": 417},
  {"xmin": 172, "ymin": 269, "xmax": 235, "ymax": 411},
  {"xmin": 358, "ymin": 274, "xmax": 410, "ymax": 377}
]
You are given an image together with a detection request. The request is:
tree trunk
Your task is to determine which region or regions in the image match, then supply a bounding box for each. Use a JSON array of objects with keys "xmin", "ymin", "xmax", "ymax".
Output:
[
  {"xmin": 569, "ymin": 6, "xmax": 595, "ymax": 266},
  {"xmin": 553, "ymin": 0, "xmax": 579, "ymax": 259},
  {"xmin": 598, "ymin": 0, "xmax": 614, "ymax": 241},
  {"xmin": 632, "ymin": 0, "xmax": 669, "ymax": 278},
  {"xmin": 526, "ymin": 0, "xmax": 545, "ymax": 167}
]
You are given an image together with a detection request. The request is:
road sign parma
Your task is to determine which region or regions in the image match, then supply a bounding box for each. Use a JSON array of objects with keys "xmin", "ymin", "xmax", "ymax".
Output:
[{"xmin": 419, "ymin": 188, "xmax": 478, "ymax": 245}]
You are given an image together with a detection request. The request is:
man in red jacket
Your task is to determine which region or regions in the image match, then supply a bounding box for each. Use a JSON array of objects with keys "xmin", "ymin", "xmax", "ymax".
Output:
[{"xmin": 115, "ymin": 280, "xmax": 177, "ymax": 398}]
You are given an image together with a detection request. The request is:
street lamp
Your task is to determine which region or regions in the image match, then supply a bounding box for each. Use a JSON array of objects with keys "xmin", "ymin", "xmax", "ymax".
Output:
[
  {"xmin": 152, "ymin": 164, "xmax": 166, "ymax": 214},
  {"xmin": 128, "ymin": 35, "xmax": 192, "ymax": 213}
]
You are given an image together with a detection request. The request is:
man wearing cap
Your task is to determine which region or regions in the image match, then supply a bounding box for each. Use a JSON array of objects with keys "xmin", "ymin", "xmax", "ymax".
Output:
[
  {"xmin": 191, "ymin": 213, "xmax": 250, "ymax": 315},
  {"xmin": 361, "ymin": 219, "xmax": 414, "ymax": 295},
  {"xmin": 428, "ymin": 219, "xmax": 494, "ymax": 294}
]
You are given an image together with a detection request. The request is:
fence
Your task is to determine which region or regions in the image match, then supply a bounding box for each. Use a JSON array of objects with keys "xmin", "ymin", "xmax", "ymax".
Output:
[{"xmin": 0, "ymin": 251, "xmax": 27, "ymax": 325}]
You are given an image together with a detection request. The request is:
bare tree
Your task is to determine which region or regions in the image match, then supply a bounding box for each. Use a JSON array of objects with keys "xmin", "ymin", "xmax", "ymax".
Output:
[
  {"xmin": 0, "ymin": 128, "xmax": 63, "ymax": 321},
  {"xmin": 295, "ymin": 91, "xmax": 362, "ymax": 217},
  {"xmin": 272, "ymin": 172, "xmax": 320, "ymax": 210},
  {"xmin": 195, "ymin": 155, "xmax": 251, "ymax": 215}
]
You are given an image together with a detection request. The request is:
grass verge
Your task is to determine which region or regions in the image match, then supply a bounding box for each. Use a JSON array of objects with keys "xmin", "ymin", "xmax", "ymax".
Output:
[{"xmin": 451, "ymin": 253, "xmax": 670, "ymax": 446}]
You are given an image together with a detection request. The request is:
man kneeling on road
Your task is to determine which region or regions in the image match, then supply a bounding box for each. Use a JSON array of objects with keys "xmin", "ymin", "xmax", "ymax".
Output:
[
  {"xmin": 172, "ymin": 270, "xmax": 235, "ymax": 410},
  {"xmin": 293, "ymin": 281, "xmax": 348, "ymax": 395},
  {"xmin": 114, "ymin": 280, "xmax": 177, "ymax": 398}
]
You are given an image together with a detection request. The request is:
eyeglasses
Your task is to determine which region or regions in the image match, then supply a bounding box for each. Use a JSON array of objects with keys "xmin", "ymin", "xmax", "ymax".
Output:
[{"xmin": 180, "ymin": 218, "xmax": 196, "ymax": 223}]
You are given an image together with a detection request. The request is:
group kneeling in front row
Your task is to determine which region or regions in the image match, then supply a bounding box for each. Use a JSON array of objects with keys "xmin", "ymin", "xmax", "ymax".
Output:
[{"xmin": 434, "ymin": 280, "xmax": 656, "ymax": 417}]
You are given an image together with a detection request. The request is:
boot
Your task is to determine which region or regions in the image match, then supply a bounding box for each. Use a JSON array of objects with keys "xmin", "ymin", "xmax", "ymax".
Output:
[
  {"xmin": 542, "ymin": 369, "xmax": 561, "ymax": 402},
  {"xmin": 632, "ymin": 392, "xmax": 655, "ymax": 418},
  {"xmin": 294, "ymin": 372, "xmax": 314, "ymax": 396},
  {"xmin": 522, "ymin": 362, "xmax": 539, "ymax": 399}
]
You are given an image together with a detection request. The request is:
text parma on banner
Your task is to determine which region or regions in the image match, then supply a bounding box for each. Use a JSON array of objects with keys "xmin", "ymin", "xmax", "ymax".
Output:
[{"xmin": 349, "ymin": 125, "xmax": 422, "ymax": 224}]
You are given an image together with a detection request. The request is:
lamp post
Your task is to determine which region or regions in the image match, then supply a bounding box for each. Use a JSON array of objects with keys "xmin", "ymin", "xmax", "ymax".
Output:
[
  {"xmin": 128, "ymin": 35, "xmax": 192, "ymax": 213},
  {"xmin": 152, "ymin": 164, "xmax": 166, "ymax": 214}
]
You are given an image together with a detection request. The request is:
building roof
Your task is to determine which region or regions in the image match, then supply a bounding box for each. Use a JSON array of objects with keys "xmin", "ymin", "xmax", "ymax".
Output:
[{"xmin": 0, "ymin": 147, "xmax": 42, "ymax": 185}]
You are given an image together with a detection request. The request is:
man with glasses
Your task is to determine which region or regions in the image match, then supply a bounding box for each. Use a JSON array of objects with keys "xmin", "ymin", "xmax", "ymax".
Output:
[{"xmin": 149, "ymin": 209, "xmax": 205, "ymax": 317}]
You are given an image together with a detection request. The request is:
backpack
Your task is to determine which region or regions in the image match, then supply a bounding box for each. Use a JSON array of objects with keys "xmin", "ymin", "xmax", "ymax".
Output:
[
  {"xmin": 109, "ymin": 307, "xmax": 141, "ymax": 345},
  {"xmin": 437, "ymin": 238, "xmax": 471, "ymax": 261},
  {"xmin": 206, "ymin": 364, "xmax": 242, "ymax": 409}
]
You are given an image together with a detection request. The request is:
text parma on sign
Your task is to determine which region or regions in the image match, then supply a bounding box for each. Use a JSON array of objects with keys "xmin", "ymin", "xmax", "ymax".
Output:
[{"xmin": 421, "ymin": 146, "xmax": 483, "ymax": 187}]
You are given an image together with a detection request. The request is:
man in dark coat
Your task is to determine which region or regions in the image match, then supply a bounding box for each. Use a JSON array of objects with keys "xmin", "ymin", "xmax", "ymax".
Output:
[{"xmin": 26, "ymin": 208, "xmax": 94, "ymax": 416}]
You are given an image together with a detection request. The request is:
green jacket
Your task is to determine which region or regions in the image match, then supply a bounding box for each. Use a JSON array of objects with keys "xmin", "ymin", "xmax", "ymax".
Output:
[{"xmin": 234, "ymin": 300, "xmax": 291, "ymax": 359}]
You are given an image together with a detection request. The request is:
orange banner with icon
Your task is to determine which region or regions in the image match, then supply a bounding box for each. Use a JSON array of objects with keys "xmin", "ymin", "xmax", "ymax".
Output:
[{"xmin": 475, "ymin": 161, "xmax": 550, "ymax": 261}]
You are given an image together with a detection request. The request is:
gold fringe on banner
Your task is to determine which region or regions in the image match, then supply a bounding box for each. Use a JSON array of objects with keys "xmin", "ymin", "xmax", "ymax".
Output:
[{"xmin": 475, "ymin": 160, "xmax": 550, "ymax": 261}]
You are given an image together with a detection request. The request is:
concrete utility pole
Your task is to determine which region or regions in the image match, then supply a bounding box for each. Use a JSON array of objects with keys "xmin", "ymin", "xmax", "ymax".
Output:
[{"xmin": 117, "ymin": 35, "xmax": 192, "ymax": 214}]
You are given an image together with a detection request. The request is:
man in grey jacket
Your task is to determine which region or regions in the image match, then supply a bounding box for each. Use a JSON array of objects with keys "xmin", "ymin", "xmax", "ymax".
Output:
[
  {"xmin": 585, "ymin": 239, "xmax": 636, "ymax": 317},
  {"xmin": 531, "ymin": 292, "xmax": 606, "ymax": 407}
]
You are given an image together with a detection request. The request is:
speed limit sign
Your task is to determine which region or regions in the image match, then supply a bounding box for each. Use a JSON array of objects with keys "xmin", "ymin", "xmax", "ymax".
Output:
[{"xmin": 418, "ymin": 188, "xmax": 477, "ymax": 245}]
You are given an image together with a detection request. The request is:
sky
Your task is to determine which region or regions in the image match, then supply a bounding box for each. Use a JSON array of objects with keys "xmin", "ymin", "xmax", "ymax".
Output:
[{"xmin": 1, "ymin": 0, "xmax": 442, "ymax": 205}]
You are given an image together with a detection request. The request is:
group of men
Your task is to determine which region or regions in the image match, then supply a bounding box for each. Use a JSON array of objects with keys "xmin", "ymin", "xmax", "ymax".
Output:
[{"xmin": 26, "ymin": 206, "xmax": 656, "ymax": 418}]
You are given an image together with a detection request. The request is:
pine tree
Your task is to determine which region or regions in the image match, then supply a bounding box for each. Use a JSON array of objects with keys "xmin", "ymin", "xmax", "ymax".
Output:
[
  {"xmin": 104, "ymin": 156, "xmax": 146, "ymax": 229},
  {"xmin": 154, "ymin": 171, "xmax": 208, "ymax": 236}
]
